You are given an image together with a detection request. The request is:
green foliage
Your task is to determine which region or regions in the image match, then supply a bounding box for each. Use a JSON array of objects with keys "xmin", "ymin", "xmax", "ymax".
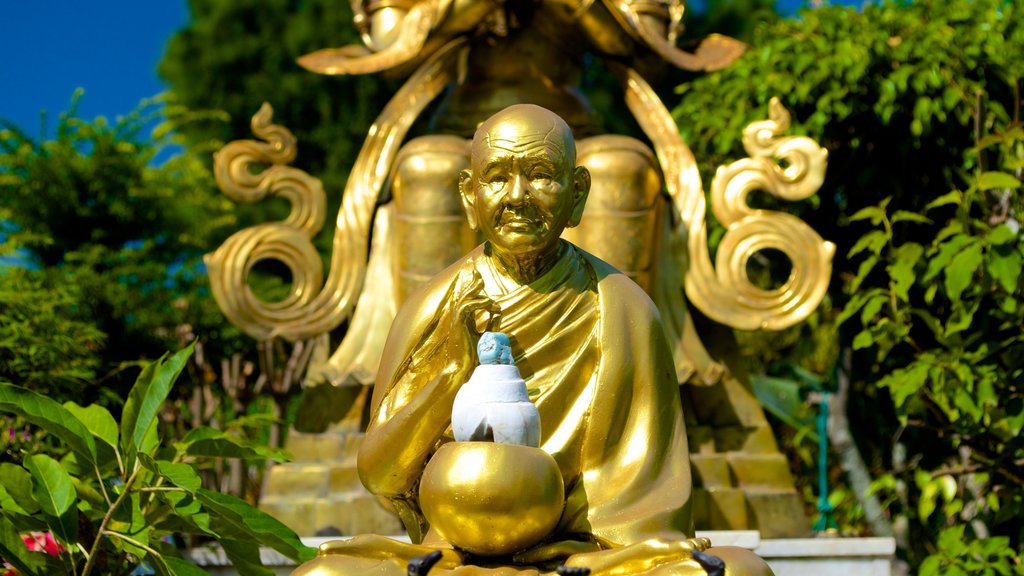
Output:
[
  {"xmin": 0, "ymin": 345, "xmax": 314, "ymax": 576},
  {"xmin": 0, "ymin": 94, "xmax": 250, "ymax": 401},
  {"xmin": 840, "ymin": 155, "xmax": 1024, "ymax": 568},
  {"xmin": 672, "ymin": 0, "xmax": 1024, "ymax": 568},
  {"xmin": 159, "ymin": 0, "xmax": 390, "ymax": 196},
  {"xmin": 0, "ymin": 265, "xmax": 105, "ymax": 399}
]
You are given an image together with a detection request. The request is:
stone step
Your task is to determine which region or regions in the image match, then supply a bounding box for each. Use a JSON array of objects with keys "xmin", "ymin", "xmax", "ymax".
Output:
[
  {"xmin": 263, "ymin": 463, "xmax": 330, "ymax": 498},
  {"xmin": 690, "ymin": 454, "xmax": 734, "ymax": 488},
  {"xmin": 284, "ymin": 432, "xmax": 346, "ymax": 462},
  {"xmin": 747, "ymin": 491, "xmax": 811, "ymax": 538},
  {"xmin": 259, "ymin": 496, "xmax": 319, "ymax": 536},
  {"xmin": 693, "ymin": 487, "xmax": 749, "ymax": 531},
  {"xmin": 314, "ymin": 493, "xmax": 405, "ymax": 537},
  {"xmin": 726, "ymin": 452, "xmax": 797, "ymax": 491}
]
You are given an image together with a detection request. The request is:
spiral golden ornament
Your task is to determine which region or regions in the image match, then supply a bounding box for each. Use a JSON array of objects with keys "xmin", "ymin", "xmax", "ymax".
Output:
[
  {"xmin": 204, "ymin": 39, "xmax": 468, "ymax": 340},
  {"xmin": 622, "ymin": 66, "xmax": 833, "ymax": 331}
]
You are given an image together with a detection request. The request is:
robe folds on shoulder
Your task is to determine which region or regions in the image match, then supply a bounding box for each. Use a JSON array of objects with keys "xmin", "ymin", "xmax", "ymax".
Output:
[{"xmin": 295, "ymin": 241, "xmax": 723, "ymax": 575}]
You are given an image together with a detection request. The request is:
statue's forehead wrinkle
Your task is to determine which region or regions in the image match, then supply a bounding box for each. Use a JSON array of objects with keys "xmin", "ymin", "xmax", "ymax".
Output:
[{"xmin": 480, "ymin": 120, "xmax": 567, "ymax": 156}]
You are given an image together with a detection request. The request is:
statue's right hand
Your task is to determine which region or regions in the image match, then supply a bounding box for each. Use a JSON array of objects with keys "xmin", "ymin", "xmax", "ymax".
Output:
[{"xmin": 447, "ymin": 269, "xmax": 500, "ymax": 365}]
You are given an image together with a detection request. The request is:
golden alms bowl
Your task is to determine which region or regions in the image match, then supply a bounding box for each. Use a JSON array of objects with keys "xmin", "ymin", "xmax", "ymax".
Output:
[{"xmin": 419, "ymin": 441, "xmax": 565, "ymax": 556}]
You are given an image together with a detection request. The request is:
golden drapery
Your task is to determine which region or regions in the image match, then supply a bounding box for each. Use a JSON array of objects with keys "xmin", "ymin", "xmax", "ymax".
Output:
[{"xmin": 292, "ymin": 242, "xmax": 740, "ymax": 575}]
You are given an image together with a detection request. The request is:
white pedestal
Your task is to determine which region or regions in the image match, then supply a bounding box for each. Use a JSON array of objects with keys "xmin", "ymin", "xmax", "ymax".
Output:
[{"xmin": 756, "ymin": 537, "xmax": 896, "ymax": 576}]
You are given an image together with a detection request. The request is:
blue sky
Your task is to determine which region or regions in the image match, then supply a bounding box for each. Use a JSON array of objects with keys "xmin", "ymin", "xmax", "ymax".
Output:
[
  {"xmin": 0, "ymin": 1, "xmax": 865, "ymax": 138},
  {"xmin": 1, "ymin": 3, "xmax": 188, "ymax": 137}
]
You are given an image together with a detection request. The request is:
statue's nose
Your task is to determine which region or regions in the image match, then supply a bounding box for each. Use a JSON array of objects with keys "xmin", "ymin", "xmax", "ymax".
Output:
[{"xmin": 507, "ymin": 174, "xmax": 528, "ymax": 205}]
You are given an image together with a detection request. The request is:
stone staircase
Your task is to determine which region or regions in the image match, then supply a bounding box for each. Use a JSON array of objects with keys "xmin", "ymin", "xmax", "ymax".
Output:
[{"xmin": 259, "ymin": 423, "xmax": 404, "ymax": 537}]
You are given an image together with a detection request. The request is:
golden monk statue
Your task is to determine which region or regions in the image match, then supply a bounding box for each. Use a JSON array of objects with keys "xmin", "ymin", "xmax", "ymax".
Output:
[
  {"xmin": 205, "ymin": 0, "xmax": 833, "ymax": 539},
  {"xmin": 291, "ymin": 104, "xmax": 773, "ymax": 576}
]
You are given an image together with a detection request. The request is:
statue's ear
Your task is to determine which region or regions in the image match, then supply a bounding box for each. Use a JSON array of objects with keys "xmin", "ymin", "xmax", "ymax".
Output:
[
  {"xmin": 568, "ymin": 166, "xmax": 591, "ymax": 228},
  {"xmin": 459, "ymin": 169, "xmax": 479, "ymax": 231}
]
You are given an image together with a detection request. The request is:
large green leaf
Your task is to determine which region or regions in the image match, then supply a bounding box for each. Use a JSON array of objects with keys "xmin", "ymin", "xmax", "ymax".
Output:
[
  {"xmin": 879, "ymin": 359, "xmax": 932, "ymax": 408},
  {"xmin": 887, "ymin": 242, "xmax": 924, "ymax": 301},
  {"xmin": 197, "ymin": 488, "xmax": 315, "ymax": 562},
  {"xmin": 23, "ymin": 454, "xmax": 78, "ymax": 546},
  {"xmin": 63, "ymin": 402, "xmax": 119, "ymax": 451},
  {"xmin": 923, "ymin": 234, "xmax": 975, "ymax": 283},
  {"xmin": 0, "ymin": 463, "xmax": 40, "ymax": 515},
  {"xmin": 986, "ymin": 246, "xmax": 1022, "ymax": 294},
  {"xmin": 977, "ymin": 171, "xmax": 1021, "ymax": 190},
  {"xmin": 0, "ymin": 513, "xmax": 46, "ymax": 575},
  {"xmin": 184, "ymin": 437, "xmax": 291, "ymax": 462},
  {"xmin": 0, "ymin": 384, "xmax": 96, "ymax": 466},
  {"xmin": 120, "ymin": 344, "xmax": 194, "ymax": 471},
  {"xmin": 176, "ymin": 427, "xmax": 290, "ymax": 462},
  {"xmin": 943, "ymin": 242, "xmax": 984, "ymax": 302},
  {"xmin": 163, "ymin": 555, "xmax": 214, "ymax": 576},
  {"xmin": 140, "ymin": 455, "xmax": 202, "ymax": 492},
  {"xmin": 219, "ymin": 539, "xmax": 276, "ymax": 576}
]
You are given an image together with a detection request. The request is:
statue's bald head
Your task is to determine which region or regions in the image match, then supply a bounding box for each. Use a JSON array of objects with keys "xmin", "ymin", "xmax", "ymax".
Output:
[
  {"xmin": 460, "ymin": 105, "xmax": 590, "ymax": 261},
  {"xmin": 471, "ymin": 104, "xmax": 577, "ymax": 170}
]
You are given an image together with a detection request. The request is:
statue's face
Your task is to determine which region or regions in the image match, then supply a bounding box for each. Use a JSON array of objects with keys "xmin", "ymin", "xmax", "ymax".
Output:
[{"xmin": 461, "ymin": 106, "xmax": 590, "ymax": 258}]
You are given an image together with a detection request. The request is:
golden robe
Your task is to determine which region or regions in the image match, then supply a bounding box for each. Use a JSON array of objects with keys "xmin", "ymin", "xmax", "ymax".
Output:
[{"xmin": 295, "ymin": 242, "xmax": 769, "ymax": 575}]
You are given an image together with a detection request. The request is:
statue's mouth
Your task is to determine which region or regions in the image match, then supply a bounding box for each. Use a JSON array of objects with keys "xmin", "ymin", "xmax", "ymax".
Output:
[{"xmin": 497, "ymin": 208, "xmax": 549, "ymax": 234}]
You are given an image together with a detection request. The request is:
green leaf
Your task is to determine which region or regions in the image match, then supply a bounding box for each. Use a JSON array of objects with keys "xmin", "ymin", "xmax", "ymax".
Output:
[
  {"xmin": 953, "ymin": 387, "xmax": 981, "ymax": 421},
  {"xmin": 219, "ymin": 539, "xmax": 276, "ymax": 576},
  {"xmin": 943, "ymin": 242, "xmax": 984, "ymax": 302},
  {"xmin": 154, "ymin": 490, "xmax": 217, "ymax": 538},
  {"xmin": 891, "ymin": 210, "xmax": 932, "ymax": 225},
  {"xmin": 924, "ymin": 234, "xmax": 975, "ymax": 283},
  {"xmin": 163, "ymin": 556, "xmax": 213, "ymax": 576},
  {"xmin": 71, "ymin": 476, "xmax": 106, "ymax": 513},
  {"xmin": 859, "ymin": 293, "xmax": 887, "ymax": 325},
  {"xmin": 848, "ymin": 230, "xmax": 888, "ymax": 258},
  {"xmin": 63, "ymin": 402, "xmax": 119, "ymax": 451},
  {"xmin": 0, "ymin": 384, "xmax": 97, "ymax": 466},
  {"xmin": 184, "ymin": 437, "xmax": 290, "ymax": 462},
  {"xmin": 121, "ymin": 344, "xmax": 194, "ymax": 471},
  {"xmin": 0, "ymin": 513, "xmax": 46, "ymax": 575},
  {"xmin": 986, "ymin": 246, "xmax": 1022, "ymax": 293},
  {"xmin": 197, "ymin": 488, "xmax": 314, "ymax": 562},
  {"xmin": 879, "ymin": 360, "xmax": 930, "ymax": 407},
  {"xmin": 852, "ymin": 330, "xmax": 875, "ymax": 350},
  {"xmin": 925, "ymin": 190, "xmax": 961, "ymax": 211},
  {"xmin": 977, "ymin": 171, "xmax": 1021, "ymax": 190},
  {"xmin": 140, "ymin": 456, "xmax": 202, "ymax": 492},
  {"xmin": 837, "ymin": 288, "xmax": 884, "ymax": 326},
  {"xmin": 0, "ymin": 463, "xmax": 40, "ymax": 515},
  {"xmin": 888, "ymin": 243, "xmax": 924, "ymax": 301},
  {"xmin": 988, "ymin": 224, "xmax": 1018, "ymax": 246},
  {"xmin": 850, "ymin": 254, "xmax": 878, "ymax": 293},
  {"xmin": 23, "ymin": 454, "xmax": 78, "ymax": 545},
  {"xmin": 849, "ymin": 204, "xmax": 888, "ymax": 225}
]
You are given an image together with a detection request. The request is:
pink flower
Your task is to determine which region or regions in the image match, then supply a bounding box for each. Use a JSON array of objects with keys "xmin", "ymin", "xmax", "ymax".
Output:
[{"xmin": 20, "ymin": 532, "xmax": 64, "ymax": 556}]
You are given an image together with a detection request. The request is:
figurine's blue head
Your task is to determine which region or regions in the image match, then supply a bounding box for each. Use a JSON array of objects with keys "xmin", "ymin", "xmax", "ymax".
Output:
[{"xmin": 478, "ymin": 332, "xmax": 514, "ymax": 365}]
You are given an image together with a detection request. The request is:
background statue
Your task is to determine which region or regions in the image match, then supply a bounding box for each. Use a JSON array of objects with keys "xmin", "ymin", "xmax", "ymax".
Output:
[{"xmin": 205, "ymin": 0, "xmax": 833, "ymax": 537}]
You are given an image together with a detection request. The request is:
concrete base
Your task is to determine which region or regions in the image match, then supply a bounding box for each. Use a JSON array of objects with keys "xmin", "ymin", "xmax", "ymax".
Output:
[
  {"xmin": 188, "ymin": 533, "xmax": 896, "ymax": 576},
  {"xmin": 756, "ymin": 537, "xmax": 896, "ymax": 576}
]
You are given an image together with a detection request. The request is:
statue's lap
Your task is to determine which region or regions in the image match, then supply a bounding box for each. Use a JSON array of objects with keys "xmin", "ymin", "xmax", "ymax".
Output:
[{"xmin": 291, "ymin": 534, "xmax": 773, "ymax": 576}]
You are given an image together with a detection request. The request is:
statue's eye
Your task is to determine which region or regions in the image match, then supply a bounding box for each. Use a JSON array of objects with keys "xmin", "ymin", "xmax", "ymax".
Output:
[{"xmin": 486, "ymin": 175, "xmax": 508, "ymax": 186}]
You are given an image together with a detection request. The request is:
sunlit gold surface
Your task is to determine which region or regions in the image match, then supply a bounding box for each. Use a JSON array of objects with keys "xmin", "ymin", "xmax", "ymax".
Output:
[
  {"xmin": 419, "ymin": 442, "xmax": 564, "ymax": 556},
  {"xmin": 205, "ymin": 39, "xmax": 467, "ymax": 341},
  {"xmin": 287, "ymin": 105, "xmax": 774, "ymax": 575}
]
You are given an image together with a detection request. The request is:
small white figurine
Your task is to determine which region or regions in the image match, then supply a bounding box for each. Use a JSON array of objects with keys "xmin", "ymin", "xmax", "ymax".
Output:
[{"xmin": 451, "ymin": 332, "xmax": 541, "ymax": 447}]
